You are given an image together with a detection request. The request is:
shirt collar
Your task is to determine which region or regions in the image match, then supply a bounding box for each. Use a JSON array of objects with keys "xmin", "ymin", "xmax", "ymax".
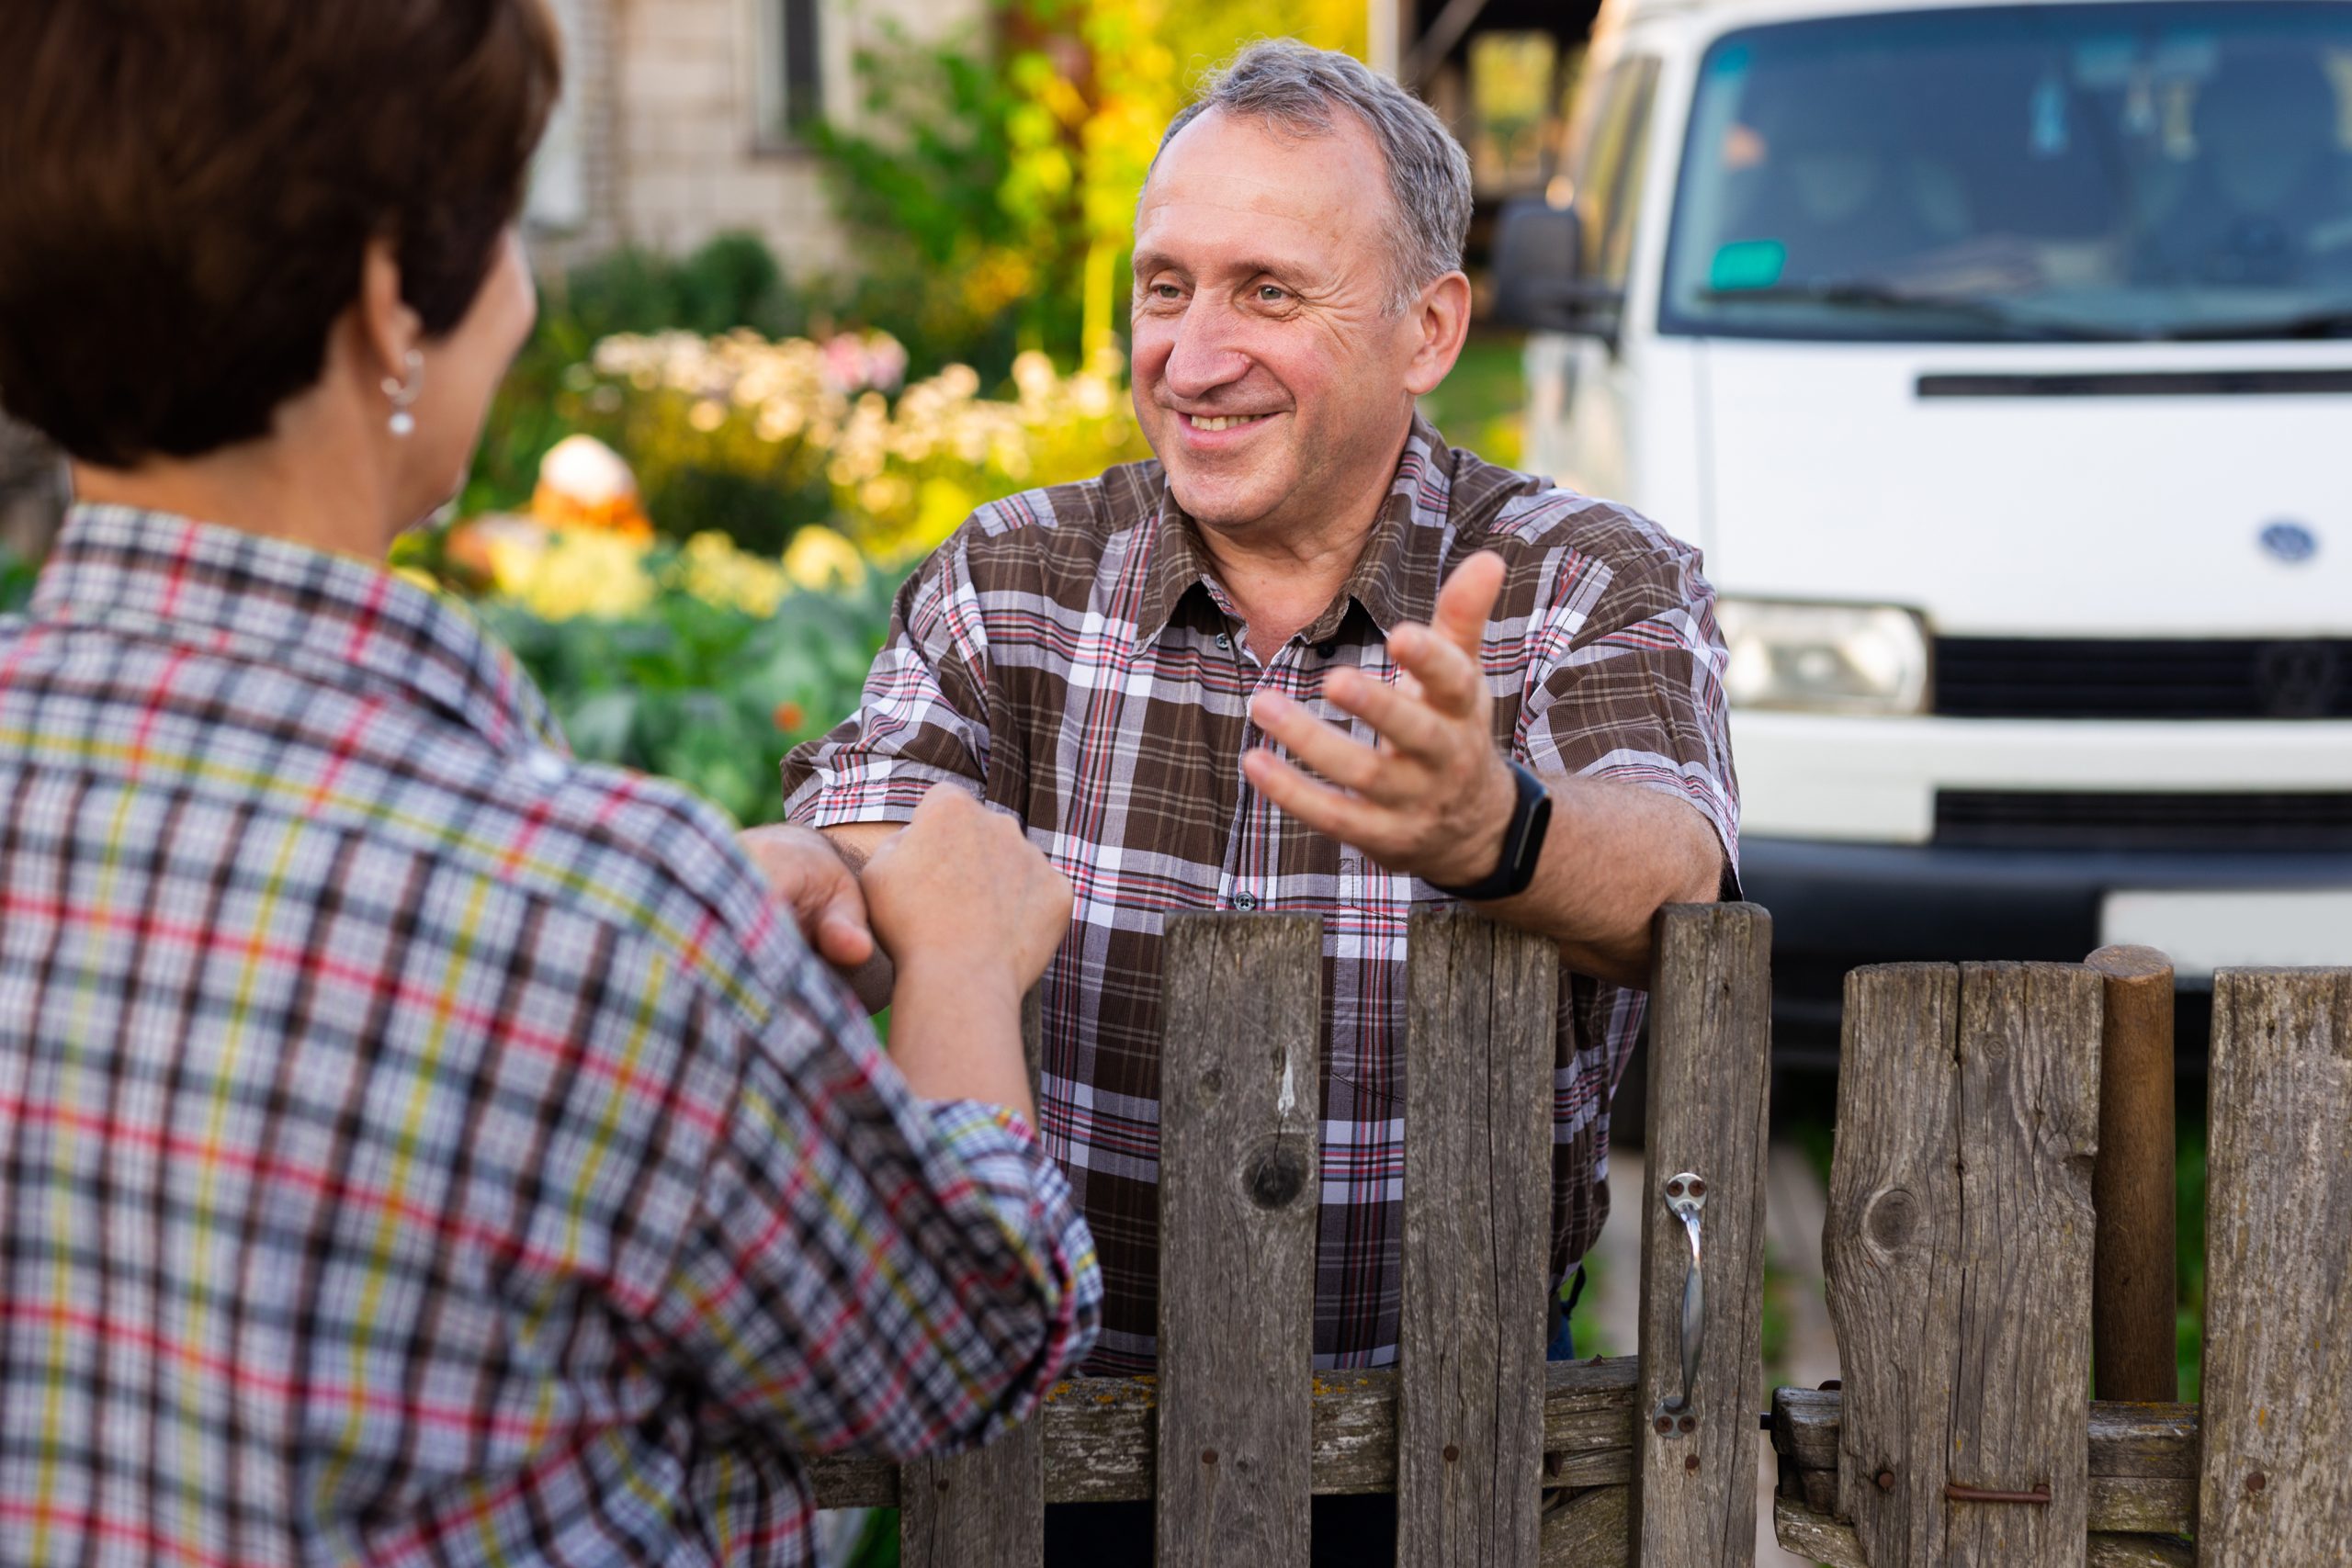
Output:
[
  {"xmin": 30, "ymin": 505, "xmax": 563, "ymax": 757},
  {"xmin": 1132, "ymin": 412, "xmax": 1459, "ymax": 646}
]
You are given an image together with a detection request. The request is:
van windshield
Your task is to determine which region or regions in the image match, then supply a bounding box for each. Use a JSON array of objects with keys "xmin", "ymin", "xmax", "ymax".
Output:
[{"xmin": 1658, "ymin": 4, "xmax": 2352, "ymax": 342}]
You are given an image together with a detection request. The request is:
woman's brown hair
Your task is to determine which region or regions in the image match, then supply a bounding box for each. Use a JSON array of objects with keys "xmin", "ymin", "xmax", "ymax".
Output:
[{"xmin": 0, "ymin": 0, "xmax": 562, "ymax": 468}]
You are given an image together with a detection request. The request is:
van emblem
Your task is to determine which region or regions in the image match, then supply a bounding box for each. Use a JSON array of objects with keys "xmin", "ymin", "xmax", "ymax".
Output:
[{"xmin": 2258, "ymin": 521, "xmax": 2318, "ymax": 564}]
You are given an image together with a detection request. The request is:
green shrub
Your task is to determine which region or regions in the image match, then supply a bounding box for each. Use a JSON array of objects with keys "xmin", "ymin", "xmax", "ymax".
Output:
[
  {"xmin": 477, "ymin": 554, "xmax": 897, "ymax": 829},
  {"xmin": 0, "ymin": 548, "xmax": 32, "ymax": 614}
]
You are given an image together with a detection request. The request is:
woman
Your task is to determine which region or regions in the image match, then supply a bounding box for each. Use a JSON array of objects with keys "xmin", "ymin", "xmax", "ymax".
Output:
[{"xmin": 0, "ymin": 5, "xmax": 1098, "ymax": 1564}]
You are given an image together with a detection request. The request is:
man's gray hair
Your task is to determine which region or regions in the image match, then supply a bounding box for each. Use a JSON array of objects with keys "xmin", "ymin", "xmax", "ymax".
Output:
[{"xmin": 1153, "ymin": 39, "xmax": 1475, "ymax": 312}]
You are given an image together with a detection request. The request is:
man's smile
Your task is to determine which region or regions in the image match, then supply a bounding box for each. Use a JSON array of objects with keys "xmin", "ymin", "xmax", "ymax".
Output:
[{"xmin": 1177, "ymin": 410, "xmax": 1279, "ymax": 437}]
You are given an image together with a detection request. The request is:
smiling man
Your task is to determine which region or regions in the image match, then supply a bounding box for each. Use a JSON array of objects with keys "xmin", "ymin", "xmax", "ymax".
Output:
[{"xmin": 757, "ymin": 39, "xmax": 1738, "ymax": 1563}]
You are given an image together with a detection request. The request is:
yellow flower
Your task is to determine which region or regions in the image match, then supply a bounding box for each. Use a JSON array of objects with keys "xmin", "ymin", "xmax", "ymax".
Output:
[
  {"xmin": 678, "ymin": 531, "xmax": 788, "ymax": 616},
  {"xmin": 783, "ymin": 525, "xmax": 868, "ymax": 593},
  {"xmin": 510, "ymin": 528, "xmax": 655, "ymax": 621}
]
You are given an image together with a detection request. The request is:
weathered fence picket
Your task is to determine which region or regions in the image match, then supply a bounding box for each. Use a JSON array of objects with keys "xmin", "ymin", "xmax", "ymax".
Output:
[
  {"xmin": 1397, "ymin": 913, "xmax": 1556, "ymax": 1566},
  {"xmin": 1634, "ymin": 901, "xmax": 1772, "ymax": 1568},
  {"xmin": 1823, "ymin": 963, "xmax": 2101, "ymax": 1568},
  {"xmin": 2195, "ymin": 967, "xmax": 2352, "ymax": 1567},
  {"xmin": 1156, "ymin": 914, "xmax": 1323, "ymax": 1565}
]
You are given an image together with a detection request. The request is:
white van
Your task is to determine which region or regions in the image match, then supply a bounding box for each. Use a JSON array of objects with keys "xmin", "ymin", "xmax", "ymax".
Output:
[{"xmin": 1494, "ymin": 0, "xmax": 2352, "ymax": 1061}]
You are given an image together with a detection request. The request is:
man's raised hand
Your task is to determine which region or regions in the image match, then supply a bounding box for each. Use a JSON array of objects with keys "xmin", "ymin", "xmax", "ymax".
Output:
[{"xmin": 1240, "ymin": 549, "xmax": 1521, "ymax": 888}]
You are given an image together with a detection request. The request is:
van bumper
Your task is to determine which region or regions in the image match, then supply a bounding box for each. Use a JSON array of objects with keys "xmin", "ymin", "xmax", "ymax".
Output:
[{"xmin": 1738, "ymin": 835, "xmax": 2352, "ymax": 1067}]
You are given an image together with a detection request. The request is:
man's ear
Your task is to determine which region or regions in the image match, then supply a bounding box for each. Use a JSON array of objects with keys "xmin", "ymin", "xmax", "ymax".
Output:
[{"xmin": 1401, "ymin": 271, "xmax": 1473, "ymax": 399}]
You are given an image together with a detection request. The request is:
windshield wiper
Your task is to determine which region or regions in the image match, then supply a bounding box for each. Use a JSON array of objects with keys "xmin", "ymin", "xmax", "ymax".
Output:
[
  {"xmin": 2163, "ymin": 305, "xmax": 2352, "ymax": 342},
  {"xmin": 1699, "ymin": 280, "xmax": 2134, "ymax": 341}
]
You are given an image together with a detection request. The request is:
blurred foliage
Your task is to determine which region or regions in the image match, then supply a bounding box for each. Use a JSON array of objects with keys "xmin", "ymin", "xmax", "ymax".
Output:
[
  {"xmin": 466, "ymin": 233, "xmax": 818, "ymax": 528},
  {"xmin": 440, "ymin": 529, "xmax": 898, "ymax": 829},
  {"xmin": 2177, "ymin": 1120, "xmax": 2206, "ymax": 1404},
  {"xmin": 809, "ymin": 0, "xmax": 1368, "ymax": 377},
  {"xmin": 1416, "ymin": 333, "xmax": 1528, "ymax": 470},
  {"xmin": 506, "ymin": 329, "xmax": 1145, "ymax": 562},
  {"xmin": 0, "ymin": 547, "xmax": 32, "ymax": 615}
]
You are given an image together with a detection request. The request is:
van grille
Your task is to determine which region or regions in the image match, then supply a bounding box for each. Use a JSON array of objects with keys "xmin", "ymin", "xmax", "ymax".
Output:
[
  {"xmin": 1934, "ymin": 790, "xmax": 2352, "ymax": 852},
  {"xmin": 1932, "ymin": 637, "xmax": 2352, "ymax": 720}
]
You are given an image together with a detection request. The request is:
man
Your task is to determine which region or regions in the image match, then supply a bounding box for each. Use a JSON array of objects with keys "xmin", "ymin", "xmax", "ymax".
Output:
[{"xmin": 755, "ymin": 38, "xmax": 1737, "ymax": 1560}]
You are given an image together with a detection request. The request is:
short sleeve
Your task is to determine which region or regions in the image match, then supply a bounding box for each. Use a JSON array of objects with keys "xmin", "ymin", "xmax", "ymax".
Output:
[
  {"xmin": 780, "ymin": 533, "xmax": 991, "ymax": 828},
  {"xmin": 1516, "ymin": 521, "xmax": 1741, "ymax": 889}
]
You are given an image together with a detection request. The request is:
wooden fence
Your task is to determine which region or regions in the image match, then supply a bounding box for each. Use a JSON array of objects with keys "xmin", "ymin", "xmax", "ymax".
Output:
[
  {"xmin": 803, "ymin": 909, "xmax": 2352, "ymax": 1567},
  {"xmin": 1768, "ymin": 958, "xmax": 2352, "ymax": 1568},
  {"xmin": 808, "ymin": 903, "xmax": 1776, "ymax": 1567}
]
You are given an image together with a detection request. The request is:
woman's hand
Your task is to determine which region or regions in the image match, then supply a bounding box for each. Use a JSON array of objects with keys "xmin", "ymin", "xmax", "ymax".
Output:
[{"xmin": 860, "ymin": 788, "xmax": 1074, "ymax": 998}]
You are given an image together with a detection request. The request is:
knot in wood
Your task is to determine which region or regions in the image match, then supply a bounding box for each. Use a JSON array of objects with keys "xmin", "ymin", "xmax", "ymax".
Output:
[
  {"xmin": 1866, "ymin": 1188, "xmax": 1919, "ymax": 1251},
  {"xmin": 1198, "ymin": 1067, "xmax": 1224, "ymax": 1098},
  {"xmin": 1243, "ymin": 1139, "xmax": 1308, "ymax": 1211}
]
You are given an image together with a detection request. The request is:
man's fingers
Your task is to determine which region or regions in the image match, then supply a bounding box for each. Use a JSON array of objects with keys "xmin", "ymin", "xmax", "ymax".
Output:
[
  {"xmin": 1430, "ymin": 550, "xmax": 1505, "ymax": 662},
  {"xmin": 1316, "ymin": 669, "xmax": 1453, "ymax": 761},
  {"xmin": 1250, "ymin": 693, "xmax": 1413, "ymax": 800},
  {"xmin": 1240, "ymin": 748, "xmax": 1396, "ymax": 853},
  {"xmin": 1386, "ymin": 621, "xmax": 1486, "ymax": 718}
]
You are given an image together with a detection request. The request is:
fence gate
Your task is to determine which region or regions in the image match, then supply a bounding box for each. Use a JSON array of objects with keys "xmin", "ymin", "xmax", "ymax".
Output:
[{"xmin": 807, "ymin": 904, "xmax": 1775, "ymax": 1566}]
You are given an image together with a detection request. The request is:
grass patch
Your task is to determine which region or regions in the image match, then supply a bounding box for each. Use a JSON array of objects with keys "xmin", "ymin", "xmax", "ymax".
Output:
[{"xmin": 1419, "ymin": 331, "xmax": 1528, "ymax": 469}]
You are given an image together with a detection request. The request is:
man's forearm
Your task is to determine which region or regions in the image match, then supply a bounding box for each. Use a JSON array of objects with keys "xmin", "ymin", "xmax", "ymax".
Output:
[
  {"xmin": 1478, "ymin": 774, "xmax": 1726, "ymax": 989},
  {"xmin": 822, "ymin": 821, "xmax": 904, "ymax": 1012}
]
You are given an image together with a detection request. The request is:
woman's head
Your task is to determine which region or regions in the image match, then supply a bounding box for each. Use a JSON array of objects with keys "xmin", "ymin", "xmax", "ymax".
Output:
[{"xmin": 0, "ymin": 0, "xmax": 560, "ymax": 535}]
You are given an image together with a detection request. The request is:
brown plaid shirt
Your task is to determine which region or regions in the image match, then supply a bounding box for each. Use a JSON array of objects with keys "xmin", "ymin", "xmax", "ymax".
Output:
[{"xmin": 782, "ymin": 416, "xmax": 1738, "ymax": 1371}]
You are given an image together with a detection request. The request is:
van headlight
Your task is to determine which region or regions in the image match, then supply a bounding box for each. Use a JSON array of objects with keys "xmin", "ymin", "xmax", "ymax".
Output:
[{"xmin": 1716, "ymin": 599, "xmax": 1930, "ymax": 714}]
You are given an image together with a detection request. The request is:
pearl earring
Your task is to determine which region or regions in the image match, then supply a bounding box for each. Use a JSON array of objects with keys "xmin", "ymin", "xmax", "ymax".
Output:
[{"xmin": 382, "ymin": 350, "xmax": 424, "ymax": 438}]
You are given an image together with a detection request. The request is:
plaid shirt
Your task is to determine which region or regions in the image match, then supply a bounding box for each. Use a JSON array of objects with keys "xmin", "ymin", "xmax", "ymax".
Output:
[
  {"xmin": 782, "ymin": 417, "xmax": 1738, "ymax": 1371},
  {"xmin": 0, "ymin": 507, "xmax": 1099, "ymax": 1567}
]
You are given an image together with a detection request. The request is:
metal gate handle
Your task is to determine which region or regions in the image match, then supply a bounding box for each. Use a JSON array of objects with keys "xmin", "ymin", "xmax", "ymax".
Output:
[{"xmin": 1658, "ymin": 1172, "xmax": 1706, "ymax": 1418}]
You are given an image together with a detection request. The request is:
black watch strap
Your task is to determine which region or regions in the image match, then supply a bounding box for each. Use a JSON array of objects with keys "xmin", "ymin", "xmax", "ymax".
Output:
[{"xmin": 1430, "ymin": 757, "xmax": 1553, "ymax": 901}]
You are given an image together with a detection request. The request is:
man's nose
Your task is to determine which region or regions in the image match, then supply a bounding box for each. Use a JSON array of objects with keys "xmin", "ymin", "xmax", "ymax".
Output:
[{"xmin": 1160, "ymin": 299, "xmax": 1250, "ymax": 402}]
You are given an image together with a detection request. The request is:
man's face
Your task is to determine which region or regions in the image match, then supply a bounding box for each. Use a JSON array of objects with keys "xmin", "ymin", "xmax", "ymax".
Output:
[{"xmin": 1131, "ymin": 108, "xmax": 1427, "ymax": 545}]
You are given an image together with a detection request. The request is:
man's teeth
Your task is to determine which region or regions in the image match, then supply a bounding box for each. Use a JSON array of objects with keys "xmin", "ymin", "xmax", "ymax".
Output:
[{"xmin": 1192, "ymin": 414, "xmax": 1255, "ymax": 432}]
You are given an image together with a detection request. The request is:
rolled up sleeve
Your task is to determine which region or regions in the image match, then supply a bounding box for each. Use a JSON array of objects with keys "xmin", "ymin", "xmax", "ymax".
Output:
[
  {"xmin": 781, "ymin": 536, "xmax": 991, "ymax": 829},
  {"xmin": 1517, "ymin": 526, "xmax": 1741, "ymax": 888}
]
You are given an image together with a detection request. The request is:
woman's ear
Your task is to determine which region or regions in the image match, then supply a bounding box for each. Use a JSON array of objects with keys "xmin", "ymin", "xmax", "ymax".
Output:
[{"xmin": 356, "ymin": 236, "xmax": 424, "ymax": 390}]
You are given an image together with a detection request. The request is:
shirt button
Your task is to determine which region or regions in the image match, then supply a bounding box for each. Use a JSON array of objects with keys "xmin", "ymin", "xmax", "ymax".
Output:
[
  {"xmin": 1233, "ymin": 891, "xmax": 1260, "ymax": 911},
  {"xmin": 1215, "ymin": 631, "xmax": 1233, "ymax": 650},
  {"xmin": 1315, "ymin": 639, "xmax": 1338, "ymax": 658}
]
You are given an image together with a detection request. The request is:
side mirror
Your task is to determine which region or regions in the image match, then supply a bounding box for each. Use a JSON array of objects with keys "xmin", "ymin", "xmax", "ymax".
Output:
[{"xmin": 1492, "ymin": 197, "xmax": 1623, "ymax": 343}]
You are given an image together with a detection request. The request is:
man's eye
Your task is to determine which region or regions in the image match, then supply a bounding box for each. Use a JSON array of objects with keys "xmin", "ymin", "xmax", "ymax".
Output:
[
  {"xmin": 1257, "ymin": 286, "xmax": 1289, "ymax": 303},
  {"xmin": 1153, "ymin": 283, "xmax": 1183, "ymax": 300}
]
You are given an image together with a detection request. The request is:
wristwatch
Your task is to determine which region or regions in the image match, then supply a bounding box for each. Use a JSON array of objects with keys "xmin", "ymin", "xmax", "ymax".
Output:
[{"xmin": 1430, "ymin": 756, "xmax": 1553, "ymax": 901}]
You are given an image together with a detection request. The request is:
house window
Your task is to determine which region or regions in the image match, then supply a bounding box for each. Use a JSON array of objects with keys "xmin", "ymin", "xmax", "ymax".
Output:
[{"xmin": 752, "ymin": 0, "xmax": 823, "ymax": 144}]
